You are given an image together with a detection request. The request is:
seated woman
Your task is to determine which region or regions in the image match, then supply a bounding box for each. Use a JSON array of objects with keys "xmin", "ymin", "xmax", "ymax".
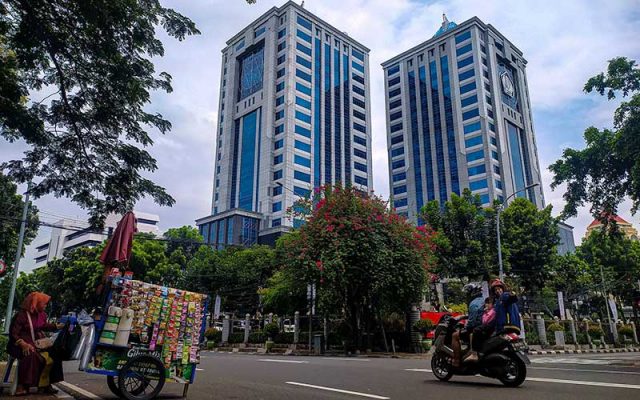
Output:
[{"xmin": 7, "ymin": 292, "xmax": 64, "ymax": 395}]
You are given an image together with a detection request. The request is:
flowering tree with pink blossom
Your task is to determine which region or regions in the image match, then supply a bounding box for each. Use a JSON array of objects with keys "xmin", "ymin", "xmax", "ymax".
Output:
[{"xmin": 273, "ymin": 185, "xmax": 439, "ymax": 350}]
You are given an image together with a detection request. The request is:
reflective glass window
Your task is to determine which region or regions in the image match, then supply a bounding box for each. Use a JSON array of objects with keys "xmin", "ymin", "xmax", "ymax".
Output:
[
  {"xmin": 468, "ymin": 164, "xmax": 486, "ymax": 176},
  {"xmin": 469, "ymin": 179, "xmax": 487, "ymax": 191},
  {"xmin": 295, "ymin": 140, "xmax": 311, "ymax": 152},
  {"xmin": 238, "ymin": 44, "xmax": 265, "ymax": 100}
]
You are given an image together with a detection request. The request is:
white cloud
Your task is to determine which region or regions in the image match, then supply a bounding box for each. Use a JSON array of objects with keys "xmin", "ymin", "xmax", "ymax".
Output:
[{"xmin": 4, "ymin": 0, "xmax": 640, "ymax": 271}]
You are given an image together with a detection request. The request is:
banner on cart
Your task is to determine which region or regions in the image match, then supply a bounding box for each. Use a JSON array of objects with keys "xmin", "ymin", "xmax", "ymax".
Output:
[{"xmin": 89, "ymin": 346, "xmax": 194, "ymax": 382}]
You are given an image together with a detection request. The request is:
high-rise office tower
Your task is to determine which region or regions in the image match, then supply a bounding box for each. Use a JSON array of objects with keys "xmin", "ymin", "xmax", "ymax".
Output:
[
  {"xmin": 382, "ymin": 16, "xmax": 544, "ymax": 223},
  {"xmin": 197, "ymin": 1, "xmax": 372, "ymax": 247}
]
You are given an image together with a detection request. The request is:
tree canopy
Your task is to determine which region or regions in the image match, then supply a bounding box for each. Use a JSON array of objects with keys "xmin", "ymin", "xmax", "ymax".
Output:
[
  {"xmin": 272, "ymin": 185, "xmax": 438, "ymax": 348},
  {"xmin": 421, "ymin": 189, "xmax": 498, "ymax": 280},
  {"xmin": 0, "ymin": 0, "xmax": 200, "ymax": 227},
  {"xmin": 0, "ymin": 173, "xmax": 39, "ymax": 265},
  {"xmin": 501, "ymin": 198, "xmax": 559, "ymax": 291},
  {"xmin": 550, "ymin": 57, "xmax": 640, "ymax": 221}
]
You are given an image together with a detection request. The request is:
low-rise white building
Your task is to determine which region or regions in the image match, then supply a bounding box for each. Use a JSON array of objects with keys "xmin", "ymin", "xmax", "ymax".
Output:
[{"xmin": 33, "ymin": 211, "xmax": 160, "ymax": 266}]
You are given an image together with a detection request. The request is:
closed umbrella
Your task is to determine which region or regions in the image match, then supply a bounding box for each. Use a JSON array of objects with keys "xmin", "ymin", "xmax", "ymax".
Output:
[{"xmin": 99, "ymin": 211, "xmax": 137, "ymax": 279}]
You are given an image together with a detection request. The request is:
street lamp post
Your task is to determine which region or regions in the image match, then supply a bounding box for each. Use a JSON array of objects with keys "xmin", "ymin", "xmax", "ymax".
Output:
[{"xmin": 496, "ymin": 182, "xmax": 540, "ymax": 282}]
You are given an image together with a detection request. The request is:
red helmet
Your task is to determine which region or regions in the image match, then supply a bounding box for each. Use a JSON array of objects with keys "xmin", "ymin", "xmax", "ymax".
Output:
[{"xmin": 490, "ymin": 279, "xmax": 506, "ymax": 291}]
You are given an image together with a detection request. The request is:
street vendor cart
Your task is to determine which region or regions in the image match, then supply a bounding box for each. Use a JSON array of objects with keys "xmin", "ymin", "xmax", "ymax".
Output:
[{"xmin": 77, "ymin": 275, "xmax": 208, "ymax": 400}]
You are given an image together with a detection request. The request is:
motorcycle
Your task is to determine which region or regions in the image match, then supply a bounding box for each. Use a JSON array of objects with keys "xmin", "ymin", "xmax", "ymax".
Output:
[{"xmin": 430, "ymin": 315, "xmax": 530, "ymax": 387}]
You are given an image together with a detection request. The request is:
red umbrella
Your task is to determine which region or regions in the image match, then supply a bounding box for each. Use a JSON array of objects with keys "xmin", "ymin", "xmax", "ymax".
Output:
[{"xmin": 99, "ymin": 211, "xmax": 138, "ymax": 278}]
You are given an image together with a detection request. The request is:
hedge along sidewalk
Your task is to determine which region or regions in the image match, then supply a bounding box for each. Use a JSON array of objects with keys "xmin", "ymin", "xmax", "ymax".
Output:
[{"xmin": 528, "ymin": 347, "xmax": 640, "ymax": 355}]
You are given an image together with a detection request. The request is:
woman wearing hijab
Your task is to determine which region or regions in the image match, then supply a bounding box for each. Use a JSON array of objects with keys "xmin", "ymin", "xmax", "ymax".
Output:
[{"xmin": 7, "ymin": 292, "xmax": 64, "ymax": 395}]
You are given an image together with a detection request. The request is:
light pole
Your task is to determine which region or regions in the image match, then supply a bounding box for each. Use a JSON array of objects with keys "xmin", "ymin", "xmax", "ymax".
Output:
[
  {"xmin": 496, "ymin": 182, "xmax": 540, "ymax": 282},
  {"xmin": 4, "ymin": 182, "xmax": 31, "ymax": 333}
]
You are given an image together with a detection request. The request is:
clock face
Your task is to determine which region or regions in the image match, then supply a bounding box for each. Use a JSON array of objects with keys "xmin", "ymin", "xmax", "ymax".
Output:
[{"xmin": 501, "ymin": 72, "xmax": 515, "ymax": 98}]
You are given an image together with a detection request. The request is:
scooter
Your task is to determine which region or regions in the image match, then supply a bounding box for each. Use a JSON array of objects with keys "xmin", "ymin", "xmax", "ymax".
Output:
[{"xmin": 430, "ymin": 315, "xmax": 530, "ymax": 387}]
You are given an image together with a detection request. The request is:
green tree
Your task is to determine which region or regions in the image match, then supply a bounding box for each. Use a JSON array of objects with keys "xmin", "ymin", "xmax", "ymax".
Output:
[
  {"xmin": 421, "ymin": 189, "xmax": 499, "ymax": 280},
  {"xmin": 182, "ymin": 244, "xmax": 276, "ymax": 316},
  {"xmin": 577, "ymin": 229, "xmax": 640, "ymax": 302},
  {"xmin": 275, "ymin": 185, "xmax": 437, "ymax": 349},
  {"xmin": 0, "ymin": 1, "xmax": 200, "ymax": 227},
  {"xmin": 550, "ymin": 57, "xmax": 640, "ymax": 221},
  {"xmin": 501, "ymin": 198, "xmax": 559, "ymax": 291},
  {"xmin": 163, "ymin": 225, "xmax": 203, "ymax": 258},
  {"xmin": 547, "ymin": 252, "xmax": 593, "ymax": 301},
  {"xmin": 0, "ymin": 173, "xmax": 39, "ymax": 265}
]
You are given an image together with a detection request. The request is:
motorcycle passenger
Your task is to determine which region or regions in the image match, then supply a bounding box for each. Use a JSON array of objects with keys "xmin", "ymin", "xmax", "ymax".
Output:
[
  {"xmin": 451, "ymin": 283, "xmax": 484, "ymax": 367},
  {"xmin": 464, "ymin": 296, "xmax": 497, "ymax": 363},
  {"xmin": 491, "ymin": 279, "xmax": 521, "ymax": 335}
]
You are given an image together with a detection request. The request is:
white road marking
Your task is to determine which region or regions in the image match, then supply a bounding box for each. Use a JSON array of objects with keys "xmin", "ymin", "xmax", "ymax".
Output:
[
  {"xmin": 527, "ymin": 377, "xmax": 640, "ymax": 390},
  {"xmin": 56, "ymin": 381, "xmax": 103, "ymax": 400},
  {"xmin": 259, "ymin": 359, "xmax": 309, "ymax": 364},
  {"xmin": 286, "ymin": 382, "xmax": 390, "ymax": 399},
  {"xmin": 405, "ymin": 368, "xmax": 432, "ymax": 372},
  {"xmin": 196, "ymin": 368, "xmax": 205, "ymax": 371},
  {"xmin": 531, "ymin": 357, "xmax": 612, "ymax": 365},
  {"xmin": 322, "ymin": 357, "xmax": 371, "ymax": 362},
  {"xmin": 532, "ymin": 366, "xmax": 640, "ymax": 375}
]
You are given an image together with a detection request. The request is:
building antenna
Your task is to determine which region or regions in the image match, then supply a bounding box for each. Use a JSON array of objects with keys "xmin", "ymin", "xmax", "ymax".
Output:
[{"xmin": 301, "ymin": 1, "xmax": 305, "ymax": 8}]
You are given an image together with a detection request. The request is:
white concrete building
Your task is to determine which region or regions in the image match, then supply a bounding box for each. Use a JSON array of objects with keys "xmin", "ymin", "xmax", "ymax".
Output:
[{"xmin": 33, "ymin": 211, "xmax": 160, "ymax": 266}]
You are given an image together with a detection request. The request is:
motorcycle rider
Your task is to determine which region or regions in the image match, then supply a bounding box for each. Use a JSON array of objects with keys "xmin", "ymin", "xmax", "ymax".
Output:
[
  {"xmin": 451, "ymin": 282, "xmax": 484, "ymax": 367},
  {"xmin": 491, "ymin": 279, "xmax": 521, "ymax": 335}
]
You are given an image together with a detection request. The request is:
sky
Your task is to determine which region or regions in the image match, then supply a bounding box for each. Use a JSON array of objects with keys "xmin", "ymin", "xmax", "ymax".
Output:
[{"xmin": 3, "ymin": 0, "xmax": 640, "ymax": 271}]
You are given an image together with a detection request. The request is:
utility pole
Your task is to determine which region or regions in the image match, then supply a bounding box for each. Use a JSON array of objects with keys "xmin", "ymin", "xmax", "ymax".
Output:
[{"xmin": 4, "ymin": 183, "xmax": 31, "ymax": 334}]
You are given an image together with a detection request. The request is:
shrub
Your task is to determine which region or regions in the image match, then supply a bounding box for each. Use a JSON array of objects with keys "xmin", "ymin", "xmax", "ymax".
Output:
[
  {"xmin": 206, "ymin": 341, "xmax": 216, "ymax": 350},
  {"xmin": 447, "ymin": 303, "xmax": 467, "ymax": 314},
  {"xmin": 249, "ymin": 331, "xmax": 267, "ymax": 344},
  {"xmin": 205, "ymin": 327, "xmax": 222, "ymax": 342},
  {"xmin": 0, "ymin": 335, "xmax": 8, "ymax": 361},
  {"xmin": 547, "ymin": 323, "xmax": 564, "ymax": 332},
  {"xmin": 413, "ymin": 319, "xmax": 434, "ymax": 333},
  {"xmin": 525, "ymin": 329, "xmax": 540, "ymax": 345},
  {"xmin": 264, "ymin": 322, "xmax": 280, "ymax": 338},
  {"xmin": 228, "ymin": 332, "xmax": 245, "ymax": 344},
  {"xmin": 618, "ymin": 325, "xmax": 634, "ymax": 337},
  {"xmin": 588, "ymin": 325, "xmax": 604, "ymax": 338},
  {"xmin": 576, "ymin": 332, "xmax": 589, "ymax": 345},
  {"xmin": 274, "ymin": 332, "xmax": 294, "ymax": 344}
]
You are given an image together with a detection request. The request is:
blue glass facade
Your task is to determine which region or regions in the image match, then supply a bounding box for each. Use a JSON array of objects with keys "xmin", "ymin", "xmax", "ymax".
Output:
[
  {"xmin": 430, "ymin": 61, "xmax": 447, "ymax": 205},
  {"xmin": 324, "ymin": 43, "xmax": 332, "ymax": 184},
  {"xmin": 333, "ymin": 48, "xmax": 342, "ymax": 182},
  {"xmin": 314, "ymin": 38, "xmax": 322, "ymax": 188},
  {"xmin": 408, "ymin": 69, "xmax": 423, "ymax": 215},
  {"xmin": 507, "ymin": 122, "xmax": 526, "ymax": 198},
  {"xmin": 441, "ymin": 56, "xmax": 459, "ymax": 196},
  {"xmin": 238, "ymin": 43, "xmax": 264, "ymax": 101}
]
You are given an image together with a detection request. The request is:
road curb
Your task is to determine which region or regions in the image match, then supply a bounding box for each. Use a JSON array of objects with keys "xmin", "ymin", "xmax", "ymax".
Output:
[
  {"xmin": 55, "ymin": 381, "xmax": 103, "ymax": 400},
  {"xmin": 528, "ymin": 347, "xmax": 640, "ymax": 355},
  {"xmin": 204, "ymin": 349, "xmax": 428, "ymax": 359}
]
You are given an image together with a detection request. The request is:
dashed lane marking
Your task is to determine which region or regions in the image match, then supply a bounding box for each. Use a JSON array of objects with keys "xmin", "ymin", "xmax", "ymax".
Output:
[
  {"xmin": 527, "ymin": 377, "xmax": 640, "ymax": 390},
  {"xmin": 286, "ymin": 382, "xmax": 390, "ymax": 399},
  {"xmin": 531, "ymin": 366, "xmax": 640, "ymax": 375},
  {"xmin": 258, "ymin": 359, "xmax": 309, "ymax": 364}
]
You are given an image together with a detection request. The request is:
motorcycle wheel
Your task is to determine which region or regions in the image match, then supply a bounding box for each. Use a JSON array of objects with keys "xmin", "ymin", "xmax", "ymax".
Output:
[
  {"xmin": 431, "ymin": 352, "xmax": 453, "ymax": 381},
  {"xmin": 499, "ymin": 353, "xmax": 527, "ymax": 387}
]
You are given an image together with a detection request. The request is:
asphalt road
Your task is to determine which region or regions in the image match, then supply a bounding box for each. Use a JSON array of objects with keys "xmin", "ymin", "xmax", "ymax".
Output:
[{"xmin": 59, "ymin": 352, "xmax": 640, "ymax": 400}]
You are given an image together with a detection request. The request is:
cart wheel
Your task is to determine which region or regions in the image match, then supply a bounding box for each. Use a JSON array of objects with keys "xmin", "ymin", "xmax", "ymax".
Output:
[
  {"xmin": 117, "ymin": 355, "xmax": 165, "ymax": 400},
  {"xmin": 107, "ymin": 376, "xmax": 122, "ymax": 397}
]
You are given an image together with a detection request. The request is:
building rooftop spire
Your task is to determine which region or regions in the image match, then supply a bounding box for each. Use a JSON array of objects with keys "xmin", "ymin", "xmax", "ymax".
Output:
[{"xmin": 434, "ymin": 13, "xmax": 457, "ymax": 38}]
